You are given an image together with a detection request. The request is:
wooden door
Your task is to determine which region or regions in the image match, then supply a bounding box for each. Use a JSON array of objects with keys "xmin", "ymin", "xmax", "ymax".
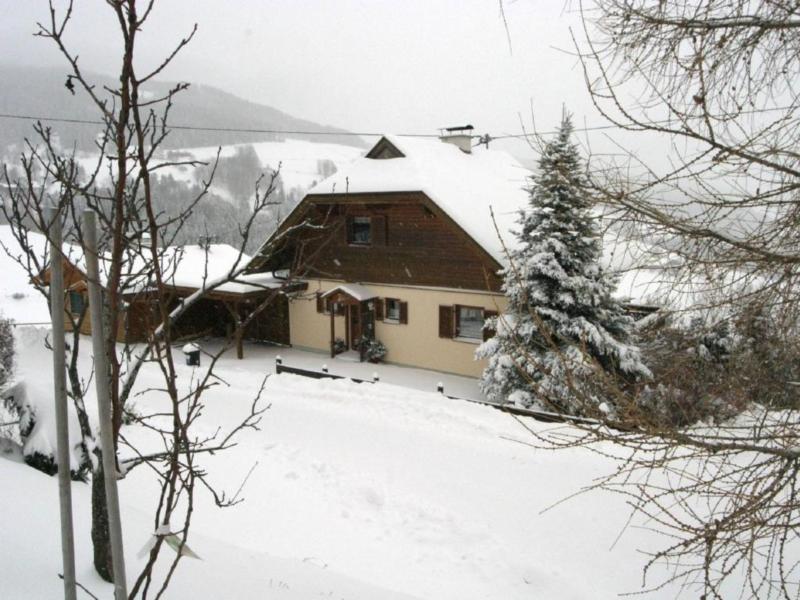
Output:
[{"xmin": 349, "ymin": 304, "xmax": 361, "ymax": 349}]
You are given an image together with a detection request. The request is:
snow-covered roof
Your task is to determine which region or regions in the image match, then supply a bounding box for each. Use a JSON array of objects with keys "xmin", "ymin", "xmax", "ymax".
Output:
[
  {"xmin": 306, "ymin": 135, "xmax": 531, "ymax": 265},
  {"xmin": 322, "ymin": 283, "xmax": 377, "ymax": 302},
  {"xmin": 60, "ymin": 242, "xmax": 281, "ymax": 297}
]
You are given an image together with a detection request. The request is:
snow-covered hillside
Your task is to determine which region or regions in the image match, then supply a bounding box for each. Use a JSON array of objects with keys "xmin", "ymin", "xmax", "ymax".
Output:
[{"xmin": 74, "ymin": 137, "xmax": 363, "ymax": 200}]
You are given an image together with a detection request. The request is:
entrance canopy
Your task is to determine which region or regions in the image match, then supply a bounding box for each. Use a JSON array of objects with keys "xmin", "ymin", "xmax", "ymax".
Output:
[{"xmin": 321, "ymin": 283, "xmax": 377, "ymax": 304}]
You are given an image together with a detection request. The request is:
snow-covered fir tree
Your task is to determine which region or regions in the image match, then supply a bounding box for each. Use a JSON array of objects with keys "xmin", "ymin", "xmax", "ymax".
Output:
[{"xmin": 478, "ymin": 116, "xmax": 650, "ymax": 415}]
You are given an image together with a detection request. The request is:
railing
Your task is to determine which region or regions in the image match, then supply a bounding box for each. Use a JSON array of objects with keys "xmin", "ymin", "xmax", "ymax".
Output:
[{"xmin": 273, "ymin": 357, "xmax": 602, "ymax": 427}]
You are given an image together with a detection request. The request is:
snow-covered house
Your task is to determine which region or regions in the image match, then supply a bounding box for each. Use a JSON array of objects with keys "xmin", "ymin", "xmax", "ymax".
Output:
[{"xmin": 249, "ymin": 131, "xmax": 530, "ymax": 377}]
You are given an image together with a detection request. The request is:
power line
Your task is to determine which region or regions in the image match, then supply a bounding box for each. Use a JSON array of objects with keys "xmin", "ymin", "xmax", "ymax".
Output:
[
  {"xmin": 0, "ymin": 104, "xmax": 794, "ymax": 145},
  {"xmin": 492, "ymin": 105, "xmax": 796, "ymax": 140},
  {"xmin": 0, "ymin": 112, "xmax": 437, "ymax": 139}
]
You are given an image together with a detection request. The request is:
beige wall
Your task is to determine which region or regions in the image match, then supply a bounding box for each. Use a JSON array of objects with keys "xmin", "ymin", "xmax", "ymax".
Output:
[{"xmin": 289, "ymin": 279, "xmax": 507, "ymax": 378}]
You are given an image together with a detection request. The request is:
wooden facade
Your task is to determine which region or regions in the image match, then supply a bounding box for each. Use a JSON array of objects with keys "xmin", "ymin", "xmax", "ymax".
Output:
[{"xmin": 254, "ymin": 192, "xmax": 503, "ymax": 293}]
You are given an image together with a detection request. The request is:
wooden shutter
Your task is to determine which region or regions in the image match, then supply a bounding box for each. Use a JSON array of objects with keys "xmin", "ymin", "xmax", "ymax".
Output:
[
  {"xmin": 375, "ymin": 298, "xmax": 384, "ymax": 321},
  {"xmin": 372, "ymin": 215, "xmax": 387, "ymax": 246},
  {"xmin": 438, "ymin": 305, "xmax": 454, "ymax": 338},
  {"xmin": 483, "ymin": 310, "xmax": 498, "ymax": 342},
  {"xmin": 344, "ymin": 215, "xmax": 354, "ymax": 244},
  {"xmin": 399, "ymin": 301, "xmax": 408, "ymax": 324},
  {"xmin": 316, "ymin": 292, "xmax": 324, "ymax": 313}
]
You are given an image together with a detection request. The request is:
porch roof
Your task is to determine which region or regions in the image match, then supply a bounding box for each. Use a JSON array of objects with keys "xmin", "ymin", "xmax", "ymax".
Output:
[{"xmin": 321, "ymin": 283, "xmax": 377, "ymax": 302}]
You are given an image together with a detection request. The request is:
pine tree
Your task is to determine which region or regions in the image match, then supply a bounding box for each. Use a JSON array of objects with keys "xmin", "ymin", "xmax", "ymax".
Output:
[{"xmin": 478, "ymin": 116, "xmax": 650, "ymax": 415}]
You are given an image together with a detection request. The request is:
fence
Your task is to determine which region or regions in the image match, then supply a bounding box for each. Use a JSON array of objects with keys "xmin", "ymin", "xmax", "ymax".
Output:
[{"xmin": 273, "ymin": 357, "xmax": 601, "ymax": 427}]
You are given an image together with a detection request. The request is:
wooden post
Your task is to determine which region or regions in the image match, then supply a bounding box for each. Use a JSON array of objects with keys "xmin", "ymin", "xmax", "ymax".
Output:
[
  {"xmin": 222, "ymin": 301, "xmax": 245, "ymax": 360},
  {"xmin": 329, "ymin": 306, "xmax": 335, "ymax": 358},
  {"xmin": 47, "ymin": 206, "xmax": 77, "ymax": 600},
  {"xmin": 437, "ymin": 382, "xmax": 444, "ymax": 394}
]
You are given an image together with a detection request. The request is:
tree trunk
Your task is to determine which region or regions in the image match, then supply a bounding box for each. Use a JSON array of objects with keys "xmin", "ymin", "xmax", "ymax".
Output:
[{"xmin": 91, "ymin": 460, "xmax": 114, "ymax": 582}]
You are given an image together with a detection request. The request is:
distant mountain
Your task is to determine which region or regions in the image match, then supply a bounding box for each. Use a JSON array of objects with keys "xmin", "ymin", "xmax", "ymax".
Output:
[{"xmin": 0, "ymin": 64, "xmax": 365, "ymax": 153}]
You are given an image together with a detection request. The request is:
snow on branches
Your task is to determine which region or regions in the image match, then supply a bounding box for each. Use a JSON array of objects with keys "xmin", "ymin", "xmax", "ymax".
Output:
[{"xmin": 478, "ymin": 116, "xmax": 649, "ymax": 415}]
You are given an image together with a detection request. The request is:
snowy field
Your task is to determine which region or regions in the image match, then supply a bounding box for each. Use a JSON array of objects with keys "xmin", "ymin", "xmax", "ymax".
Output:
[{"xmin": 3, "ymin": 325, "xmax": 684, "ymax": 600}]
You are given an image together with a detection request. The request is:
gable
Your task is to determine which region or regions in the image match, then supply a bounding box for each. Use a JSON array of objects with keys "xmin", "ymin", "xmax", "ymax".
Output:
[
  {"xmin": 303, "ymin": 134, "xmax": 530, "ymax": 266},
  {"xmin": 365, "ymin": 137, "xmax": 405, "ymax": 159},
  {"xmin": 251, "ymin": 191, "xmax": 504, "ymax": 292}
]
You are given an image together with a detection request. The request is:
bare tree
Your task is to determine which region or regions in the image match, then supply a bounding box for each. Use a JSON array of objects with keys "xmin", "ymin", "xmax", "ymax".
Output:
[
  {"xmin": 0, "ymin": 1, "xmax": 316, "ymax": 596},
  {"xmin": 576, "ymin": 0, "xmax": 800, "ymax": 316},
  {"xmin": 498, "ymin": 2, "xmax": 800, "ymax": 598}
]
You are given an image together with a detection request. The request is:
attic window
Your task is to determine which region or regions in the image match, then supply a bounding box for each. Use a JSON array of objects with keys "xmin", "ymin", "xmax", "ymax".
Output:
[{"xmin": 348, "ymin": 216, "xmax": 371, "ymax": 245}]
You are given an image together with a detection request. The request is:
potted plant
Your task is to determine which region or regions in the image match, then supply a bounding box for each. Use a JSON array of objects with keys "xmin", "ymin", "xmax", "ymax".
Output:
[
  {"xmin": 362, "ymin": 339, "xmax": 387, "ymax": 363},
  {"xmin": 332, "ymin": 337, "xmax": 347, "ymax": 355}
]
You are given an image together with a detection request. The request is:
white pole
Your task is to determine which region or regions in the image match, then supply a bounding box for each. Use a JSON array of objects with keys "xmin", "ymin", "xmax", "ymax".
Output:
[
  {"xmin": 47, "ymin": 205, "xmax": 77, "ymax": 600},
  {"xmin": 84, "ymin": 210, "xmax": 128, "ymax": 599}
]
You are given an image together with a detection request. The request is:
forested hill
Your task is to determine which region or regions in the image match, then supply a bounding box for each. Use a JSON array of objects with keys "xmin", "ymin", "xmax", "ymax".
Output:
[{"xmin": 0, "ymin": 64, "xmax": 365, "ymax": 152}]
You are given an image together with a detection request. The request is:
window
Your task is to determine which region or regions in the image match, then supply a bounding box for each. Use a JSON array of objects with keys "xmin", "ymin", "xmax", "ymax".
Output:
[
  {"xmin": 376, "ymin": 298, "xmax": 407, "ymax": 324},
  {"xmin": 456, "ymin": 305, "xmax": 484, "ymax": 340},
  {"xmin": 439, "ymin": 305, "xmax": 498, "ymax": 341},
  {"xmin": 69, "ymin": 291, "xmax": 85, "ymax": 315},
  {"xmin": 349, "ymin": 216, "xmax": 371, "ymax": 245},
  {"xmin": 385, "ymin": 298, "xmax": 401, "ymax": 322}
]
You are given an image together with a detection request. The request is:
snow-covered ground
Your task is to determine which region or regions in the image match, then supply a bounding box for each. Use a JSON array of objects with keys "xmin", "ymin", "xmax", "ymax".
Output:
[
  {"xmin": 3, "ymin": 323, "xmax": 687, "ymax": 600},
  {"xmin": 0, "ymin": 226, "xmax": 49, "ymax": 324}
]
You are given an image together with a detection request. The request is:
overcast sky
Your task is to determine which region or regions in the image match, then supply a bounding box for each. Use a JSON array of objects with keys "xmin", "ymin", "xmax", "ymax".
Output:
[{"xmin": 0, "ymin": 1, "xmax": 642, "ymax": 160}]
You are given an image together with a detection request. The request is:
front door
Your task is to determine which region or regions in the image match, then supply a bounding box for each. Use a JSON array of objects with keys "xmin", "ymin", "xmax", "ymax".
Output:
[{"xmin": 349, "ymin": 304, "xmax": 361, "ymax": 349}]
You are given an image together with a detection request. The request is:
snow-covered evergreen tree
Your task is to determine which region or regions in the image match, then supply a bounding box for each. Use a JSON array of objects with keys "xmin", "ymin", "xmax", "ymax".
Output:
[{"xmin": 478, "ymin": 116, "xmax": 649, "ymax": 415}]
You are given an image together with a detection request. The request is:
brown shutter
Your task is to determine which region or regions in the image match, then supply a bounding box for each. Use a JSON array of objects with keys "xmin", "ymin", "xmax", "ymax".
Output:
[
  {"xmin": 372, "ymin": 215, "xmax": 387, "ymax": 246},
  {"xmin": 483, "ymin": 310, "xmax": 498, "ymax": 342},
  {"xmin": 438, "ymin": 305, "xmax": 454, "ymax": 338},
  {"xmin": 399, "ymin": 301, "xmax": 408, "ymax": 324},
  {"xmin": 316, "ymin": 292, "xmax": 324, "ymax": 313},
  {"xmin": 375, "ymin": 298, "xmax": 384, "ymax": 321},
  {"xmin": 345, "ymin": 215, "xmax": 354, "ymax": 243}
]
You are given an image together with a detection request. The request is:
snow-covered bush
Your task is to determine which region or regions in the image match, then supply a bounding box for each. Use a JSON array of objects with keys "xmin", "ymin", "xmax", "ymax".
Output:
[
  {"xmin": 332, "ymin": 337, "xmax": 347, "ymax": 355},
  {"xmin": 357, "ymin": 338, "xmax": 387, "ymax": 363},
  {"xmin": 478, "ymin": 116, "xmax": 650, "ymax": 416},
  {"xmin": 634, "ymin": 314, "xmax": 780, "ymax": 426},
  {"xmin": 0, "ymin": 314, "xmax": 14, "ymax": 391}
]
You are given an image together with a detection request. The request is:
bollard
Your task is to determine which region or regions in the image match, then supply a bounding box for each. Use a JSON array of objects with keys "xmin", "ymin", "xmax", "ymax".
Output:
[
  {"xmin": 322, "ymin": 364, "xmax": 329, "ymax": 373},
  {"xmin": 373, "ymin": 372, "xmax": 380, "ymax": 383},
  {"xmin": 437, "ymin": 382, "xmax": 444, "ymax": 394},
  {"xmin": 276, "ymin": 356, "xmax": 283, "ymax": 366}
]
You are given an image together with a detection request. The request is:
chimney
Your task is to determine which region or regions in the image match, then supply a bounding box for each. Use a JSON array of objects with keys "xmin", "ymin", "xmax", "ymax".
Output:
[{"xmin": 439, "ymin": 124, "xmax": 474, "ymax": 154}]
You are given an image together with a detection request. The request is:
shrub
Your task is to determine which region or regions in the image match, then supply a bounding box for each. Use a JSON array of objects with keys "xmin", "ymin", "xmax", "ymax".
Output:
[
  {"xmin": 356, "ymin": 338, "xmax": 387, "ymax": 363},
  {"xmin": 332, "ymin": 337, "xmax": 347, "ymax": 355}
]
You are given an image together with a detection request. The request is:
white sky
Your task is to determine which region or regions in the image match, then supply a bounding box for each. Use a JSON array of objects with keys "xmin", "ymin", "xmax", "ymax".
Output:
[{"xmin": 0, "ymin": 1, "xmax": 657, "ymax": 162}]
